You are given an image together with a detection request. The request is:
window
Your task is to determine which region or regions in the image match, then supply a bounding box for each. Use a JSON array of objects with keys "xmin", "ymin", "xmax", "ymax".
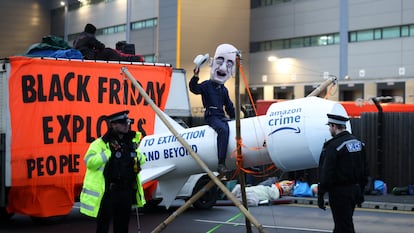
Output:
[
  {"xmin": 146, "ymin": 19, "xmax": 156, "ymax": 27},
  {"xmin": 271, "ymin": 40, "xmax": 284, "ymax": 50},
  {"xmin": 143, "ymin": 54, "xmax": 156, "ymax": 63},
  {"xmin": 326, "ymin": 34, "xmax": 336, "ymax": 44},
  {"xmin": 252, "ymin": 24, "xmax": 414, "ymax": 53},
  {"xmin": 374, "ymin": 29, "xmax": 382, "ymax": 40},
  {"xmin": 310, "ymin": 35, "xmax": 321, "ymax": 46},
  {"xmin": 303, "ymin": 37, "xmax": 311, "ymax": 47},
  {"xmin": 357, "ymin": 29, "xmax": 373, "ymax": 41},
  {"xmin": 410, "ymin": 25, "xmax": 414, "ymax": 36},
  {"xmin": 401, "ymin": 25, "xmax": 409, "ymax": 37},
  {"xmin": 131, "ymin": 18, "xmax": 158, "ymax": 30},
  {"xmin": 132, "ymin": 22, "xmax": 143, "ymax": 30},
  {"xmin": 116, "ymin": 25, "xmax": 125, "ymax": 32},
  {"xmin": 334, "ymin": 33, "xmax": 340, "ymax": 44},
  {"xmin": 283, "ymin": 39, "xmax": 290, "ymax": 49},
  {"xmin": 383, "ymin": 26, "xmax": 400, "ymax": 39},
  {"xmin": 290, "ymin": 38, "xmax": 303, "ymax": 48},
  {"xmin": 257, "ymin": 0, "xmax": 291, "ymax": 7},
  {"xmin": 349, "ymin": 32, "xmax": 357, "ymax": 42},
  {"xmin": 103, "ymin": 27, "xmax": 114, "ymax": 35},
  {"xmin": 318, "ymin": 35, "xmax": 330, "ymax": 45},
  {"xmin": 260, "ymin": 41, "xmax": 272, "ymax": 51},
  {"xmin": 95, "ymin": 24, "xmax": 126, "ymax": 36}
]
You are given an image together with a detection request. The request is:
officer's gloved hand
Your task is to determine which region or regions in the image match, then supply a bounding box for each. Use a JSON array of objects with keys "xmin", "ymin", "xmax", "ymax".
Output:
[
  {"xmin": 133, "ymin": 157, "xmax": 141, "ymax": 173},
  {"xmin": 318, "ymin": 192, "xmax": 326, "ymax": 210}
]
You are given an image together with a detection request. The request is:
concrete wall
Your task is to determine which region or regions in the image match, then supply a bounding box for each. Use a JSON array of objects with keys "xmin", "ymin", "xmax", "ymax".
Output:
[
  {"xmin": 157, "ymin": 0, "xmax": 178, "ymax": 64},
  {"xmin": 179, "ymin": 0, "xmax": 251, "ymax": 112},
  {"xmin": 0, "ymin": 0, "xmax": 51, "ymax": 57}
]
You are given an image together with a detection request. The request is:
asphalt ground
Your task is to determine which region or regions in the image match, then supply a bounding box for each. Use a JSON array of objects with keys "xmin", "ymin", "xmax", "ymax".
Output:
[{"xmin": 1, "ymin": 194, "xmax": 413, "ymax": 233}]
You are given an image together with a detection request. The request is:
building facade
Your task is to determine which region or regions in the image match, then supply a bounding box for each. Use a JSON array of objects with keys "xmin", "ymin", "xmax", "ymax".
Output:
[
  {"xmin": 250, "ymin": 0, "xmax": 414, "ymax": 104},
  {"xmin": 50, "ymin": 0, "xmax": 251, "ymax": 116},
  {"xmin": 1, "ymin": 0, "xmax": 414, "ymax": 110}
]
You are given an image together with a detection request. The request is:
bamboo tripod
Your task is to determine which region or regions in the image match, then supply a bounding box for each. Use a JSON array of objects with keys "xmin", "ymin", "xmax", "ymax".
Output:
[{"xmin": 121, "ymin": 67, "xmax": 267, "ymax": 233}]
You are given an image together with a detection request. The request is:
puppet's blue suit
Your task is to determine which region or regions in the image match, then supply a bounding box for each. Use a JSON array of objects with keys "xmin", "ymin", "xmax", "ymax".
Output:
[{"xmin": 189, "ymin": 75, "xmax": 235, "ymax": 165}]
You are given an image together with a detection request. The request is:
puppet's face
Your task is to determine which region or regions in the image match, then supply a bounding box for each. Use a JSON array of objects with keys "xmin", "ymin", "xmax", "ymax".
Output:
[{"xmin": 210, "ymin": 44, "xmax": 237, "ymax": 84}]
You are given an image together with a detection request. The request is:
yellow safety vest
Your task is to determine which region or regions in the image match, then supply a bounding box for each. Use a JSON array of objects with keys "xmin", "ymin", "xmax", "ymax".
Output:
[{"xmin": 79, "ymin": 132, "xmax": 146, "ymax": 218}]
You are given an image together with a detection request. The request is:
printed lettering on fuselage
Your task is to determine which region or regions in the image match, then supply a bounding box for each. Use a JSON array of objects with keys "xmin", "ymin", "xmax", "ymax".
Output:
[
  {"xmin": 267, "ymin": 107, "xmax": 302, "ymax": 136},
  {"xmin": 141, "ymin": 129, "xmax": 206, "ymax": 161}
]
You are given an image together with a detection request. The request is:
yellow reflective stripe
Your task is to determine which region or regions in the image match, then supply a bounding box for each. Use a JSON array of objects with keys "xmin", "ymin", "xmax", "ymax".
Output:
[
  {"xmin": 80, "ymin": 202, "xmax": 95, "ymax": 211},
  {"xmin": 84, "ymin": 151, "xmax": 96, "ymax": 163},
  {"xmin": 100, "ymin": 149, "xmax": 108, "ymax": 163},
  {"xmin": 82, "ymin": 188, "xmax": 100, "ymax": 197}
]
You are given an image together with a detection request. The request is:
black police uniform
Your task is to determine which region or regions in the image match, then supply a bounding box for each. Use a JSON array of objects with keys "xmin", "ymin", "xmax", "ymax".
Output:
[
  {"xmin": 96, "ymin": 111, "xmax": 139, "ymax": 233},
  {"xmin": 318, "ymin": 114, "xmax": 369, "ymax": 233}
]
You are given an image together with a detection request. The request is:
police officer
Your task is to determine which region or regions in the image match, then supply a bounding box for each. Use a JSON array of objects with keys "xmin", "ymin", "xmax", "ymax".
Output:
[
  {"xmin": 189, "ymin": 44, "xmax": 237, "ymax": 173},
  {"xmin": 318, "ymin": 113, "xmax": 369, "ymax": 233},
  {"xmin": 80, "ymin": 110, "xmax": 146, "ymax": 233}
]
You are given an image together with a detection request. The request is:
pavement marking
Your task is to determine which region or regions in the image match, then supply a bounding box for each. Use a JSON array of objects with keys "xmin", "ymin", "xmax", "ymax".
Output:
[
  {"xmin": 204, "ymin": 212, "xmax": 242, "ymax": 233},
  {"xmin": 195, "ymin": 219, "xmax": 331, "ymax": 232}
]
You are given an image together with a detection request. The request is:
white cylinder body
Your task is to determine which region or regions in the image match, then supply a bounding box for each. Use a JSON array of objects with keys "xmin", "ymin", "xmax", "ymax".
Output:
[
  {"xmin": 264, "ymin": 97, "xmax": 350, "ymax": 171},
  {"xmin": 139, "ymin": 97, "xmax": 350, "ymax": 174}
]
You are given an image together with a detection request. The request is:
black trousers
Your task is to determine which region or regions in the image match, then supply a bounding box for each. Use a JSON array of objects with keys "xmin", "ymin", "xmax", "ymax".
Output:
[
  {"xmin": 96, "ymin": 187, "xmax": 133, "ymax": 233},
  {"xmin": 329, "ymin": 184, "xmax": 360, "ymax": 233},
  {"xmin": 205, "ymin": 116, "xmax": 230, "ymax": 162}
]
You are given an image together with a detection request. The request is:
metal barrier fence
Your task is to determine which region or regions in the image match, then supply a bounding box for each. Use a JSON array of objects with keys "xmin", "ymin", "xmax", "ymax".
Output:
[
  {"xmin": 285, "ymin": 112, "xmax": 414, "ymax": 191},
  {"xmin": 355, "ymin": 112, "xmax": 414, "ymax": 190}
]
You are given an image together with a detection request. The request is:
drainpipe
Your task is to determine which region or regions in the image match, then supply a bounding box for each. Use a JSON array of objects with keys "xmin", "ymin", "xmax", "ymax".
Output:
[{"xmin": 126, "ymin": 0, "xmax": 131, "ymax": 43}]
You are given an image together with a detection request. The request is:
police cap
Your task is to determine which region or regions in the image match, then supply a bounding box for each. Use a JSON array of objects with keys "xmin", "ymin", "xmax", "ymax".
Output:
[
  {"xmin": 326, "ymin": 113, "xmax": 349, "ymax": 125},
  {"xmin": 107, "ymin": 110, "xmax": 130, "ymax": 123}
]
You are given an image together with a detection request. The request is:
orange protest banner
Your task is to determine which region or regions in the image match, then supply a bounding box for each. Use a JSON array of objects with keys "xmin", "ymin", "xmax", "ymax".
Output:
[{"xmin": 6, "ymin": 56, "xmax": 172, "ymax": 216}]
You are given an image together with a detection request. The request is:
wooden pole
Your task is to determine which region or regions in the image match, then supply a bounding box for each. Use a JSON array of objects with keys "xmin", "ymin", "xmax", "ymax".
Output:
[
  {"xmin": 306, "ymin": 76, "xmax": 337, "ymax": 97},
  {"xmin": 121, "ymin": 67, "xmax": 267, "ymax": 233},
  {"xmin": 152, "ymin": 175, "xmax": 223, "ymax": 233},
  {"xmin": 234, "ymin": 55, "xmax": 252, "ymax": 233}
]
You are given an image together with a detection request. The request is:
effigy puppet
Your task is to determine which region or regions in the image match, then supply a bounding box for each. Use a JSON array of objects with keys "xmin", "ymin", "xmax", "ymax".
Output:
[{"xmin": 189, "ymin": 43, "xmax": 239, "ymax": 174}]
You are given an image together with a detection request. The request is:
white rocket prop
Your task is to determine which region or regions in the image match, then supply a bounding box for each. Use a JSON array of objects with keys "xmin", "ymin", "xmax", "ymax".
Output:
[{"xmin": 138, "ymin": 96, "xmax": 350, "ymax": 208}]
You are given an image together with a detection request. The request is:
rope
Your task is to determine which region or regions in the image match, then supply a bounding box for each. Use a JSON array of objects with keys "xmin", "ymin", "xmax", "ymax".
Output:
[
  {"xmin": 228, "ymin": 137, "xmax": 278, "ymax": 181},
  {"xmin": 231, "ymin": 64, "xmax": 279, "ymax": 180},
  {"xmin": 240, "ymin": 65, "xmax": 258, "ymax": 116}
]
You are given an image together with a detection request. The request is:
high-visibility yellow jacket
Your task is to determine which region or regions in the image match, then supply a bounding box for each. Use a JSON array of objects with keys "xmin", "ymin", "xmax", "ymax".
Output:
[{"xmin": 79, "ymin": 131, "xmax": 146, "ymax": 218}]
